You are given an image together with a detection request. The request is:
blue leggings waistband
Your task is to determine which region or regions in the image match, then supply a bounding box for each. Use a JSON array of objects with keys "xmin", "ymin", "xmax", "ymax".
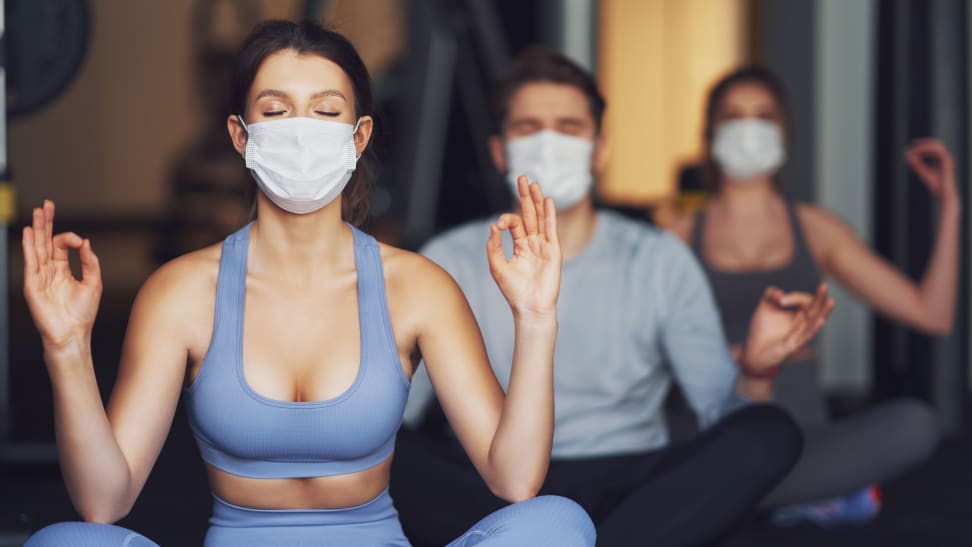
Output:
[{"xmin": 206, "ymin": 489, "xmax": 411, "ymax": 546}]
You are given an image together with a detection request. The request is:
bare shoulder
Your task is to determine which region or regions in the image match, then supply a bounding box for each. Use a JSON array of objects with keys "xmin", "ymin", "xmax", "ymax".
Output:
[
  {"xmin": 667, "ymin": 211, "xmax": 698, "ymax": 243},
  {"xmin": 378, "ymin": 242, "xmax": 463, "ymax": 301},
  {"xmin": 134, "ymin": 243, "xmax": 221, "ymax": 318},
  {"xmin": 375, "ymin": 241, "xmax": 484, "ymax": 362},
  {"xmin": 795, "ymin": 203, "xmax": 856, "ymax": 239},
  {"xmin": 794, "ymin": 203, "xmax": 864, "ymax": 265}
]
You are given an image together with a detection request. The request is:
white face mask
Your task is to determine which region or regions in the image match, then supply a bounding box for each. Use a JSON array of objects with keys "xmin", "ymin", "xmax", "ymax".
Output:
[
  {"xmin": 504, "ymin": 129, "xmax": 595, "ymax": 210},
  {"xmin": 239, "ymin": 115, "xmax": 360, "ymax": 214},
  {"xmin": 712, "ymin": 119, "xmax": 786, "ymax": 182}
]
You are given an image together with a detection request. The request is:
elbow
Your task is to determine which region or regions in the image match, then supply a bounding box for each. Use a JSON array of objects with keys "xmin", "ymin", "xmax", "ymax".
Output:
[
  {"xmin": 79, "ymin": 509, "xmax": 127, "ymax": 525},
  {"xmin": 76, "ymin": 500, "xmax": 131, "ymax": 525},
  {"xmin": 69, "ymin": 470, "xmax": 135, "ymax": 524},
  {"xmin": 488, "ymin": 477, "xmax": 543, "ymax": 504},
  {"xmin": 506, "ymin": 487, "xmax": 541, "ymax": 504},
  {"xmin": 923, "ymin": 315, "xmax": 955, "ymax": 336}
]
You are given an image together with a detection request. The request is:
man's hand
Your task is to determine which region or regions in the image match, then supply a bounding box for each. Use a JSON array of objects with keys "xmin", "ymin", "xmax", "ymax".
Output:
[{"xmin": 740, "ymin": 283, "xmax": 835, "ymax": 376}]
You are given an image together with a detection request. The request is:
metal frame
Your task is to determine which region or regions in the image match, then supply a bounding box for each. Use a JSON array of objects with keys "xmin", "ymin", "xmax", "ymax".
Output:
[
  {"xmin": 0, "ymin": 0, "xmax": 8, "ymax": 443},
  {"xmin": 0, "ymin": 0, "xmax": 56, "ymax": 463},
  {"xmin": 873, "ymin": 0, "xmax": 969, "ymax": 433},
  {"xmin": 398, "ymin": 0, "xmax": 513, "ymax": 248}
]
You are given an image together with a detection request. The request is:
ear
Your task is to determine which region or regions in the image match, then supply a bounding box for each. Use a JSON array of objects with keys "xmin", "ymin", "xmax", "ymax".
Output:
[
  {"xmin": 489, "ymin": 135, "xmax": 507, "ymax": 173},
  {"xmin": 592, "ymin": 133, "xmax": 609, "ymax": 174},
  {"xmin": 353, "ymin": 115, "xmax": 374, "ymax": 156},
  {"xmin": 227, "ymin": 115, "xmax": 248, "ymax": 157}
]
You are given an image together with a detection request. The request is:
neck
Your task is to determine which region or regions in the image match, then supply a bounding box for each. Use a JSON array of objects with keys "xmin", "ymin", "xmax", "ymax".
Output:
[
  {"xmin": 713, "ymin": 177, "xmax": 780, "ymax": 215},
  {"xmin": 249, "ymin": 194, "xmax": 353, "ymax": 281},
  {"xmin": 552, "ymin": 195, "xmax": 598, "ymax": 261}
]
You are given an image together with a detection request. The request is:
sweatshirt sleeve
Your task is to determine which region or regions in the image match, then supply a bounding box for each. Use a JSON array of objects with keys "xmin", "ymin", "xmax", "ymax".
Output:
[{"xmin": 653, "ymin": 235, "xmax": 742, "ymax": 428}]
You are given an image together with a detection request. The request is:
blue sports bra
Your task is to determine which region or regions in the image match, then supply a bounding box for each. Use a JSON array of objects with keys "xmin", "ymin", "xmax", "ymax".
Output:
[{"xmin": 184, "ymin": 223, "xmax": 410, "ymax": 479}]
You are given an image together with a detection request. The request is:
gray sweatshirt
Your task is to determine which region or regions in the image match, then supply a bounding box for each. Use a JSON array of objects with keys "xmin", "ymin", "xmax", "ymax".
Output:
[{"xmin": 404, "ymin": 210, "xmax": 743, "ymax": 458}]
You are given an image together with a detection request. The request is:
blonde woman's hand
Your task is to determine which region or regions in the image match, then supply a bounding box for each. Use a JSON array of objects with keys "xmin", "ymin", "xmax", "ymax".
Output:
[{"xmin": 906, "ymin": 138, "xmax": 960, "ymax": 211}]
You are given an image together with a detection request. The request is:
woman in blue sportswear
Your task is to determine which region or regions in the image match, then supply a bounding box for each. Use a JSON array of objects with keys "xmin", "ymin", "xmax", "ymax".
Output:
[{"xmin": 21, "ymin": 20, "xmax": 594, "ymax": 546}]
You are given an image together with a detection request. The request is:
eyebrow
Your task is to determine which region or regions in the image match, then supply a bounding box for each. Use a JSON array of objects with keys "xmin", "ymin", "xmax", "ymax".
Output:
[
  {"xmin": 253, "ymin": 89, "xmax": 348, "ymax": 102},
  {"xmin": 507, "ymin": 116, "xmax": 542, "ymax": 126},
  {"xmin": 311, "ymin": 90, "xmax": 347, "ymax": 101}
]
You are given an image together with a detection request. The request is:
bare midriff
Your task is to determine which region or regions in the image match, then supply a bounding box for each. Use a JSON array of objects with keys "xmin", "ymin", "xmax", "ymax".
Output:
[{"xmin": 206, "ymin": 455, "xmax": 393, "ymax": 509}]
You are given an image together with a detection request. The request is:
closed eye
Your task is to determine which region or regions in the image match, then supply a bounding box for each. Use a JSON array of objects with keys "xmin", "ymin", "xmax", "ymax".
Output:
[
  {"xmin": 263, "ymin": 110, "xmax": 286, "ymax": 117},
  {"xmin": 315, "ymin": 111, "xmax": 340, "ymax": 117}
]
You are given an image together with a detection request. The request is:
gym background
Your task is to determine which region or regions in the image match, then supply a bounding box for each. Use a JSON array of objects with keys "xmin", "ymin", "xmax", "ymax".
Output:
[{"xmin": 1, "ymin": 1, "xmax": 969, "ymax": 546}]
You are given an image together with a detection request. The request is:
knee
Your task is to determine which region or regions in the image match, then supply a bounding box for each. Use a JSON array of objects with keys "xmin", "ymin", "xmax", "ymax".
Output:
[
  {"xmin": 884, "ymin": 398, "xmax": 941, "ymax": 463},
  {"xmin": 514, "ymin": 496, "xmax": 596, "ymax": 546},
  {"xmin": 722, "ymin": 404, "xmax": 804, "ymax": 478},
  {"xmin": 24, "ymin": 522, "xmax": 84, "ymax": 547},
  {"xmin": 24, "ymin": 522, "xmax": 157, "ymax": 547},
  {"xmin": 24, "ymin": 522, "xmax": 90, "ymax": 547}
]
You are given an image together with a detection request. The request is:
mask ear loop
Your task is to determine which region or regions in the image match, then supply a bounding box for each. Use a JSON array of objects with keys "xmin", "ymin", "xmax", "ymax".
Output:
[
  {"xmin": 351, "ymin": 117, "xmax": 363, "ymax": 161},
  {"xmin": 237, "ymin": 115, "xmax": 253, "ymax": 165}
]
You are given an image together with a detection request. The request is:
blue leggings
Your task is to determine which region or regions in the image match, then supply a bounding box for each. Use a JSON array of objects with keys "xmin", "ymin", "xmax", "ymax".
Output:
[{"xmin": 24, "ymin": 490, "xmax": 595, "ymax": 546}]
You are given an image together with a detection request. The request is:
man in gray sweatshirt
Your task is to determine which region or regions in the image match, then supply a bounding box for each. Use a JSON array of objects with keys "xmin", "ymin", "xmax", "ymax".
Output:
[{"xmin": 391, "ymin": 47, "xmax": 833, "ymax": 547}]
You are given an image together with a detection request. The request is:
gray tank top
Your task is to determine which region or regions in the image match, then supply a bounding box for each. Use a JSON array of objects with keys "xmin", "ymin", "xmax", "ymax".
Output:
[{"xmin": 691, "ymin": 202, "xmax": 829, "ymax": 427}]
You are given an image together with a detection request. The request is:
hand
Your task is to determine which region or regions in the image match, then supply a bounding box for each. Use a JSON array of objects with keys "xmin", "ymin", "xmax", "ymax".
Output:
[
  {"xmin": 906, "ymin": 138, "xmax": 959, "ymax": 208},
  {"xmin": 741, "ymin": 283, "xmax": 835, "ymax": 374},
  {"xmin": 486, "ymin": 176, "xmax": 562, "ymax": 319},
  {"xmin": 22, "ymin": 201, "xmax": 103, "ymax": 353}
]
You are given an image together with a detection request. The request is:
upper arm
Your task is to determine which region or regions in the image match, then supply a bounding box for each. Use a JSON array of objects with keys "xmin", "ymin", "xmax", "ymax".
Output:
[
  {"xmin": 403, "ymin": 235, "xmax": 485, "ymax": 427},
  {"xmin": 407, "ymin": 255, "xmax": 505, "ymax": 473},
  {"xmin": 799, "ymin": 205, "xmax": 926, "ymax": 327},
  {"xmin": 105, "ymin": 255, "xmax": 212, "ymax": 495}
]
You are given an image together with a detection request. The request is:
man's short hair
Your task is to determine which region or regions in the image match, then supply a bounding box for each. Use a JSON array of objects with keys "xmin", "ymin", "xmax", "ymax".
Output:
[{"xmin": 491, "ymin": 47, "xmax": 607, "ymax": 132}]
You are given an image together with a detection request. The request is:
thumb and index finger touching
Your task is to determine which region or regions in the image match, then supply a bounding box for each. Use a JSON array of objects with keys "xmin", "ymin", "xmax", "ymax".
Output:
[
  {"xmin": 487, "ymin": 175, "xmax": 559, "ymax": 260},
  {"xmin": 906, "ymin": 139, "xmax": 954, "ymax": 182},
  {"xmin": 763, "ymin": 283, "xmax": 835, "ymax": 317},
  {"xmin": 22, "ymin": 200, "xmax": 101, "ymax": 285}
]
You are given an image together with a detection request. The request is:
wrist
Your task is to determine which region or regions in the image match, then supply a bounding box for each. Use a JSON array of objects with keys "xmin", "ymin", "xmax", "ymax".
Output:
[
  {"xmin": 43, "ymin": 335, "xmax": 93, "ymax": 366},
  {"xmin": 737, "ymin": 346, "xmax": 780, "ymax": 379},
  {"xmin": 511, "ymin": 307, "xmax": 558, "ymax": 326},
  {"xmin": 740, "ymin": 363, "xmax": 780, "ymax": 379},
  {"xmin": 941, "ymin": 196, "xmax": 962, "ymax": 218},
  {"xmin": 513, "ymin": 317, "xmax": 558, "ymax": 334}
]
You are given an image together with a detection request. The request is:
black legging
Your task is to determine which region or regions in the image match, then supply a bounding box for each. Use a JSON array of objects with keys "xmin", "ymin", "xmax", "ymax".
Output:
[{"xmin": 391, "ymin": 404, "xmax": 802, "ymax": 547}]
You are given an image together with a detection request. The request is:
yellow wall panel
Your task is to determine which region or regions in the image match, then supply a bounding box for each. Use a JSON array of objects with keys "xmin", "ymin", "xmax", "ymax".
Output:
[{"xmin": 598, "ymin": 0, "xmax": 750, "ymax": 205}]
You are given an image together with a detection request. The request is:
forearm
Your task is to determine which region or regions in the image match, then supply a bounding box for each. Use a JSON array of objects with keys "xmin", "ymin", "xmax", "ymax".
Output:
[
  {"xmin": 486, "ymin": 314, "xmax": 557, "ymax": 501},
  {"xmin": 731, "ymin": 343, "xmax": 774, "ymax": 402},
  {"xmin": 46, "ymin": 342, "xmax": 133, "ymax": 522},
  {"xmin": 917, "ymin": 201, "xmax": 961, "ymax": 333},
  {"xmin": 735, "ymin": 375, "xmax": 773, "ymax": 402}
]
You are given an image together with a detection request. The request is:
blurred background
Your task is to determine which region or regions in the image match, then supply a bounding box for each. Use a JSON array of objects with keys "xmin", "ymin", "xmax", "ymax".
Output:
[{"xmin": 1, "ymin": 1, "xmax": 969, "ymax": 545}]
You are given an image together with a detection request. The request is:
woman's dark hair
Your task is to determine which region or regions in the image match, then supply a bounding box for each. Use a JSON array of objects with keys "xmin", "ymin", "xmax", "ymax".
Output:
[
  {"xmin": 702, "ymin": 66, "xmax": 789, "ymax": 191},
  {"xmin": 491, "ymin": 46, "xmax": 607, "ymax": 132},
  {"xmin": 232, "ymin": 20, "xmax": 375, "ymax": 226}
]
